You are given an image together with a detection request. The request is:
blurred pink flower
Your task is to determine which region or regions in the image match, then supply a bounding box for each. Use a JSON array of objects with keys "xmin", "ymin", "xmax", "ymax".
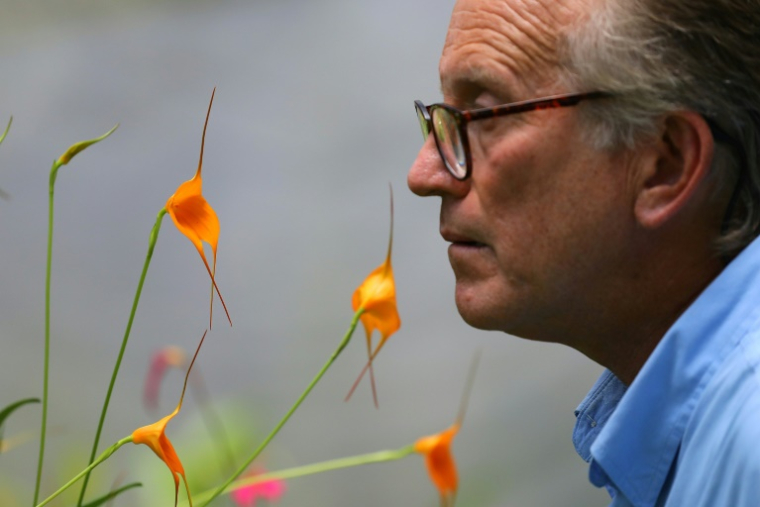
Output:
[
  {"xmin": 231, "ymin": 469, "xmax": 286, "ymax": 507},
  {"xmin": 144, "ymin": 346, "xmax": 187, "ymax": 410}
]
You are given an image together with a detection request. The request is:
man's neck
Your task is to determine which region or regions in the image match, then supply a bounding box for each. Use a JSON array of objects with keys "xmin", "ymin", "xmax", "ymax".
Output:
[{"xmin": 583, "ymin": 251, "xmax": 726, "ymax": 385}]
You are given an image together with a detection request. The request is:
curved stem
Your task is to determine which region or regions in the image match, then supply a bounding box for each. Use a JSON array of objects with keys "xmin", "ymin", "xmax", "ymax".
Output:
[
  {"xmin": 190, "ymin": 444, "xmax": 415, "ymax": 506},
  {"xmin": 198, "ymin": 308, "xmax": 364, "ymax": 507},
  {"xmin": 36, "ymin": 436, "xmax": 133, "ymax": 507},
  {"xmin": 76, "ymin": 209, "xmax": 167, "ymax": 506},
  {"xmin": 189, "ymin": 370, "xmax": 237, "ymax": 476},
  {"xmin": 33, "ymin": 160, "xmax": 62, "ymax": 506}
]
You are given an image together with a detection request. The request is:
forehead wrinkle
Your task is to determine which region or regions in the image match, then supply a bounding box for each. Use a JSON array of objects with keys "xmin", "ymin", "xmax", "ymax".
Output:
[
  {"xmin": 439, "ymin": 49, "xmax": 510, "ymax": 100},
  {"xmin": 441, "ymin": 0, "xmax": 586, "ymax": 98},
  {"xmin": 531, "ymin": 0, "xmax": 580, "ymax": 30},
  {"xmin": 497, "ymin": 1, "xmax": 564, "ymax": 65}
]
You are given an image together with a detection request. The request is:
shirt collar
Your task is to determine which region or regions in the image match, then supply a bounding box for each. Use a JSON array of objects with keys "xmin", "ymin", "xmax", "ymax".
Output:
[
  {"xmin": 574, "ymin": 236, "xmax": 760, "ymax": 507},
  {"xmin": 573, "ymin": 370, "xmax": 626, "ymax": 463}
]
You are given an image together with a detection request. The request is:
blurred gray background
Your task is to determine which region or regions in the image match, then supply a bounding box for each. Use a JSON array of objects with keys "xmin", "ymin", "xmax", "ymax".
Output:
[{"xmin": 0, "ymin": 1, "xmax": 609, "ymax": 506}]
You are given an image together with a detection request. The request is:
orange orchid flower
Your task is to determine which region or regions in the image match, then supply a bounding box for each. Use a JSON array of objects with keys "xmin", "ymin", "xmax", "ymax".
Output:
[
  {"xmin": 165, "ymin": 88, "xmax": 231, "ymax": 328},
  {"xmin": 414, "ymin": 351, "xmax": 480, "ymax": 507},
  {"xmin": 132, "ymin": 331, "xmax": 207, "ymax": 507},
  {"xmin": 345, "ymin": 188, "xmax": 400, "ymax": 407},
  {"xmin": 414, "ymin": 423, "xmax": 460, "ymax": 507}
]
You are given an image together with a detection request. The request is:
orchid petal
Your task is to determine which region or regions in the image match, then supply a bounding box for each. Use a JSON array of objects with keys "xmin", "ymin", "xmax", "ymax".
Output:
[{"xmin": 165, "ymin": 88, "xmax": 230, "ymax": 328}]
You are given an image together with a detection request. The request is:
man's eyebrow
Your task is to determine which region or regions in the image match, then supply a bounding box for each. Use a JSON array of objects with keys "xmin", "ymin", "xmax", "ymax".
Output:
[{"xmin": 440, "ymin": 66, "xmax": 516, "ymax": 104}]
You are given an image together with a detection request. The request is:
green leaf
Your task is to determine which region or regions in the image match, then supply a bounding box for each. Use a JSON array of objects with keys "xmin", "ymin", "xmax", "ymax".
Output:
[
  {"xmin": 81, "ymin": 482, "xmax": 142, "ymax": 507},
  {"xmin": 0, "ymin": 117, "xmax": 11, "ymax": 200},
  {"xmin": 56, "ymin": 123, "xmax": 118, "ymax": 166},
  {"xmin": 0, "ymin": 397, "xmax": 40, "ymax": 451},
  {"xmin": 0, "ymin": 116, "xmax": 11, "ymax": 146}
]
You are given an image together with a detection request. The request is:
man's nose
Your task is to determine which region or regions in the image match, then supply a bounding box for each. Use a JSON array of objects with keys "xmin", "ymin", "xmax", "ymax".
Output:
[{"xmin": 407, "ymin": 137, "xmax": 469, "ymax": 198}]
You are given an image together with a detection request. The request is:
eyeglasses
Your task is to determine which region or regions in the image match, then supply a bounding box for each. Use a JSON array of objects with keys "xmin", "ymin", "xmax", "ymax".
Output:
[{"xmin": 414, "ymin": 91, "xmax": 612, "ymax": 180}]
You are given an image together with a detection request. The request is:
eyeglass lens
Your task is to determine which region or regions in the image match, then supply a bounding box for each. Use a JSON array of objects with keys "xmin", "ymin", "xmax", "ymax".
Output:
[
  {"xmin": 415, "ymin": 101, "xmax": 468, "ymax": 179},
  {"xmin": 416, "ymin": 105, "xmax": 430, "ymax": 140},
  {"xmin": 431, "ymin": 108, "xmax": 467, "ymax": 179}
]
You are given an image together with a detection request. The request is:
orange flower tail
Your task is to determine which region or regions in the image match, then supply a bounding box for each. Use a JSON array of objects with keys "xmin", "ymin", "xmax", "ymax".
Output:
[
  {"xmin": 365, "ymin": 329, "xmax": 379, "ymax": 408},
  {"xmin": 344, "ymin": 332, "xmax": 389, "ymax": 405},
  {"xmin": 197, "ymin": 88, "xmax": 214, "ymax": 180},
  {"xmin": 197, "ymin": 243, "xmax": 231, "ymax": 328}
]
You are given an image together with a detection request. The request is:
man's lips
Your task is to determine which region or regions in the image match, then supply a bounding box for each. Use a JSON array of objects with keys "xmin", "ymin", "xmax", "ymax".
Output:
[{"xmin": 440, "ymin": 229, "xmax": 487, "ymax": 247}]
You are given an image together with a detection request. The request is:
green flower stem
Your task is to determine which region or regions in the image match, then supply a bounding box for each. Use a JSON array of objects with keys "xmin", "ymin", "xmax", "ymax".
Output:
[
  {"xmin": 198, "ymin": 308, "xmax": 365, "ymax": 507},
  {"xmin": 34, "ymin": 125, "xmax": 118, "ymax": 507},
  {"xmin": 33, "ymin": 159, "xmax": 62, "ymax": 506},
  {"xmin": 35, "ymin": 436, "xmax": 133, "ymax": 507},
  {"xmin": 76, "ymin": 208, "xmax": 167, "ymax": 507},
  {"xmin": 190, "ymin": 444, "xmax": 416, "ymax": 506},
  {"xmin": 189, "ymin": 372, "xmax": 238, "ymax": 476}
]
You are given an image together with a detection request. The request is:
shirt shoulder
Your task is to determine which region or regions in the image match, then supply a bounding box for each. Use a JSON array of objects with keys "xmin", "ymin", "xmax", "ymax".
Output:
[{"xmin": 666, "ymin": 328, "xmax": 760, "ymax": 506}]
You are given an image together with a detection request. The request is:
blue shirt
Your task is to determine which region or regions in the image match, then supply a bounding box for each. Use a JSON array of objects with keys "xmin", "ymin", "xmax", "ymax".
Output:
[{"xmin": 573, "ymin": 237, "xmax": 760, "ymax": 507}]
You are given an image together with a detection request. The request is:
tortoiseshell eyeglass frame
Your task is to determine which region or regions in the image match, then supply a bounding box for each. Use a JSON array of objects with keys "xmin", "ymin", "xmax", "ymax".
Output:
[{"xmin": 414, "ymin": 91, "xmax": 613, "ymax": 180}]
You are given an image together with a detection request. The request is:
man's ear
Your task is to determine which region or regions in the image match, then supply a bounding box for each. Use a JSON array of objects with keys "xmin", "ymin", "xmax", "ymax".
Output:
[{"xmin": 634, "ymin": 111, "xmax": 715, "ymax": 229}]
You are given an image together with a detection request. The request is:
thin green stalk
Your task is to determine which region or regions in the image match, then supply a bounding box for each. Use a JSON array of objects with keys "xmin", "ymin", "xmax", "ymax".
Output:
[
  {"xmin": 33, "ymin": 125, "xmax": 118, "ymax": 506},
  {"xmin": 198, "ymin": 308, "xmax": 365, "ymax": 507},
  {"xmin": 33, "ymin": 159, "xmax": 63, "ymax": 506},
  {"xmin": 76, "ymin": 208, "xmax": 167, "ymax": 507},
  {"xmin": 190, "ymin": 444, "xmax": 415, "ymax": 506},
  {"xmin": 35, "ymin": 436, "xmax": 133, "ymax": 507},
  {"xmin": 189, "ymin": 371, "xmax": 238, "ymax": 476}
]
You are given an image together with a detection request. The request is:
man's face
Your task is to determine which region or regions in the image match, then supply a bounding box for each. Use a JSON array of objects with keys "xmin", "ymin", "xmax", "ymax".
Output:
[{"xmin": 408, "ymin": 0, "xmax": 637, "ymax": 343}]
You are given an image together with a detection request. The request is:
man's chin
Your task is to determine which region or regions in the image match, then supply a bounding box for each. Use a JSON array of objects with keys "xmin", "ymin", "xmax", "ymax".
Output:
[
  {"xmin": 453, "ymin": 279, "xmax": 541, "ymax": 338},
  {"xmin": 453, "ymin": 283, "xmax": 509, "ymax": 331},
  {"xmin": 456, "ymin": 307, "xmax": 499, "ymax": 330}
]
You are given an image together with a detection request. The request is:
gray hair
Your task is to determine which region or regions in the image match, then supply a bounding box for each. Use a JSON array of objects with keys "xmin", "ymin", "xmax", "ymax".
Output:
[{"xmin": 561, "ymin": 0, "xmax": 760, "ymax": 260}]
